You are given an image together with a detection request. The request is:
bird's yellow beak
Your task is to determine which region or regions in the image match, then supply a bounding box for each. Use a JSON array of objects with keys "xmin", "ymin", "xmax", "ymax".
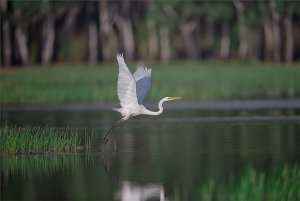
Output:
[{"xmin": 170, "ymin": 97, "xmax": 182, "ymax": 100}]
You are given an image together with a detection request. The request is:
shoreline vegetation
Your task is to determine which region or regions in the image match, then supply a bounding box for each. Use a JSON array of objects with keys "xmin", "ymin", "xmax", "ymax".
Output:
[
  {"xmin": 198, "ymin": 165, "xmax": 300, "ymax": 201},
  {"xmin": 0, "ymin": 125, "xmax": 93, "ymax": 154},
  {"xmin": 1, "ymin": 62, "xmax": 299, "ymax": 104}
]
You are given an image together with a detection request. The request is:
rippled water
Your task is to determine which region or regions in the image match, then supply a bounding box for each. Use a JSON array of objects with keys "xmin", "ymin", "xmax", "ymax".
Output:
[{"xmin": 1, "ymin": 103, "xmax": 300, "ymax": 200}]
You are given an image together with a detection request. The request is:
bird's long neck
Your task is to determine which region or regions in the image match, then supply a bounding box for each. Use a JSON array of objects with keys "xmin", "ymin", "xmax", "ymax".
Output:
[{"xmin": 143, "ymin": 99, "xmax": 165, "ymax": 116}]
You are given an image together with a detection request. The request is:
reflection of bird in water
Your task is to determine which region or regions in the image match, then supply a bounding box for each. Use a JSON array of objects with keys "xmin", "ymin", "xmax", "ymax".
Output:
[
  {"xmin": 100, "ymin": 157, "xmax": 168, "ymax": 201},
  {"xmin": 116, "ymin": 181, "xmax": 167, "ymax": 201},
  {"xmin": 100, "ymin": 157, "xmax": 118, "ymax": 184},
  {"xmin": 100, "ymin": 53, "xmax": 181, "ymax": 150}
]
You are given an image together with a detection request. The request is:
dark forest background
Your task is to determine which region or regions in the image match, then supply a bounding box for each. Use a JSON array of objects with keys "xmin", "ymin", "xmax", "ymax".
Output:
[{"xmin": 1, "ymin": 0, "xmax": 300, "ymax": 67}]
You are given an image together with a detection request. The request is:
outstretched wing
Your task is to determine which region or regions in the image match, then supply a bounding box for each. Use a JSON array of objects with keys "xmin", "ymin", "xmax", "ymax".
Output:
[
  {"xmin": 116, "ymin": 53, "xmax": 138, "ymax": 108},
  {"xmin": 133, "ymin": 67, "xmax": 152, "ymax": 104}
]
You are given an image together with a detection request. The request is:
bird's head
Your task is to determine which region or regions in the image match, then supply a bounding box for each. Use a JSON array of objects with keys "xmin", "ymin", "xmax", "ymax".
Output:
[{"xmin": 163, "ymin": 97, "xmax": 182, "ymax": 102}]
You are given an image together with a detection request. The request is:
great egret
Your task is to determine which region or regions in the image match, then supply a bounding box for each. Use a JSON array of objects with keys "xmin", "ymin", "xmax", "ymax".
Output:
[{"xmin": 100, "ymin": 53, "xmax": 181, "ymax": 150}]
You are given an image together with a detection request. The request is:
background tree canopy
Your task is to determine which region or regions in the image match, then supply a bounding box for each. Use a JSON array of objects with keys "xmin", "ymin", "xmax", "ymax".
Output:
[{"xmin": 1, "ymin": 0, "xmax": 300, "ymax": 66}]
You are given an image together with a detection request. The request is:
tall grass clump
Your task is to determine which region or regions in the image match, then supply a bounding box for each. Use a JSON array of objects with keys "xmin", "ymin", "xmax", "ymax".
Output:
[
  {"xmin": 1, "ymin": 154, "xmax": 81, "ymax": 179},
  {"xmin": 198, "ymin": 165, "xmax": 300, "ymax": 201},
  {"xmin": 0, "ymin": 125, "xmax": 92, "ymax": 154},
  {"xmin": 84, "ymin": 129, "xmax": 94, "ymax": 154}
]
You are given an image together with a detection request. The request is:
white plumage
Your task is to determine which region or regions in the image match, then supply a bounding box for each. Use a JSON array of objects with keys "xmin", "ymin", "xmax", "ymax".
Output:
[
  {"xmin": 116, "ymin": 53, "xmax": 139, "ymax": 109},
  {"xmin": 100, "ymin": 53, "xmax": 181, "ymax": 150},
  {"xmin": 133, "ymin": 67, "xmax": 151, "ymax": 81}
]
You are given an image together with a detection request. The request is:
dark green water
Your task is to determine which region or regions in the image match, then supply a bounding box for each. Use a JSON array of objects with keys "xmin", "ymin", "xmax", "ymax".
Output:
[{"xmin": 1, "ymin": 108, "xmax": 300, "ymax": 200}]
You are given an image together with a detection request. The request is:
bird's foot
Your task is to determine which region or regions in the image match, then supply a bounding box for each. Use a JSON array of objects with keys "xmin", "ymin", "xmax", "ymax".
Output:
[
  {"xmin": 99, "ymin": 141, "xmax": 107, "ymax": 152},
  {"xmin": 99, "ymin": 144, "xmax": 105, "ymax": 152}
]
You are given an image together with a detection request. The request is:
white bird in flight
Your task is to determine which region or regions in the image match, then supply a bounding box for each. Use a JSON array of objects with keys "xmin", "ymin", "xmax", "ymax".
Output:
[{"xmin": 100, "ymin": 53, "xmax": 181, "ymax": 150}]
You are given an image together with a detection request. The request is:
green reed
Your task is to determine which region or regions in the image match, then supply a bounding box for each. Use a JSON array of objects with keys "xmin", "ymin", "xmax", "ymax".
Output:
[
  {"xmin": 0, "ymin": 125, "xmax": 93, "ymax": 154},
  {"xmin": 198, "ymin": 165, "xmax": 300, "ymax": 201},
  {"xmin": 1, "ymin": 154, "xmax": 82, "ymax": 179}
]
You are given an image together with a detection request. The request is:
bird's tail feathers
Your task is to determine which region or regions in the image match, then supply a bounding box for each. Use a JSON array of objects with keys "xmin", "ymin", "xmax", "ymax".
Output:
[
  {"xmin": 112, "ymin": 108, "xmax": 126, "ymax": 116},
  {"xmin": 112, "ymin": 108, "xmax": 122, "ymax": 112}
]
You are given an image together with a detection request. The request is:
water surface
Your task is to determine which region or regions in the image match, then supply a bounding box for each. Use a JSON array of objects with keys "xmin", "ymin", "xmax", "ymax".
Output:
[{"xmin": 1, "ymin": 102, "xmax": 300, "ymax": 200}]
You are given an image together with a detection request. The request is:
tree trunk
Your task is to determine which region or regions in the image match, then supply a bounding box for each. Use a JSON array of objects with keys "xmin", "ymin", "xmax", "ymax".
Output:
[
  {"xmin": 263, "ymin": 19, "xmax": 273, "ymax": 61},
  {"xmin": 159, "ymin": 25, "xmax": 171, "ymax": 63},
  {"xmin": 3, "ymin": 22, "xmax": 12, "ymax": 66},
  {"xmin": 88, "ymin": 21, "xmax": 98, "ymax": 64},
  {"xmin": 220, "ymin": 21, "xmax": 230, "ymax": 59},
  {"xmin": 284, "ymin": 8, "xmax": 293, "ymax": 63},
  {"xmin": 86, "ymin": 2, "xmax": 98, "ymax": 64},
  {"xmin": 270, "ymin": 0, "xmax": 281, "ymax": 62},
  {"xmin": 1, "ymin": 0, "xmax": 11, "ymax": 66},
  {"xmin": 205, "ymin": 16, "xmax": 214, "ymax": 50},
  {"xmin": 41, "ymin": 14, "xmax": 55, "ymax": 65},
  {"xmin": 63, "ymin": 6, "xmax": 80, "ymax": 31},
  {"xmin": 15, "ymin": 26, "xmax": 29, "ymax": 65},
  {"xmin": 116, "ymin": 18, "xmax": 135, "ymax": 61},
  {"xmin": 180, "ymin": 21, "xmax": 197, "ymax": 59},
  {"xmin": 233, "ymin": 0, "xmax": 248, "ymax": 60},
  {"xmin": 147, "ymin": 20, "xmax": 159, "ymax": 61},
  {"xmin": 99, "ymin": 0, "xmax": 119, "ymax": 61},
  {"xmin": 248, "ymin": 30, "xmax": 260, "ymax": 61}
]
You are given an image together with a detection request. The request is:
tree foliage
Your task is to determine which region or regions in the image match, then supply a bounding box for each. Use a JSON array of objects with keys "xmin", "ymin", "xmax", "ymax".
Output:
[{"xmin": 1, "ymin": 0, "xmax": 299, "ymax": 66}]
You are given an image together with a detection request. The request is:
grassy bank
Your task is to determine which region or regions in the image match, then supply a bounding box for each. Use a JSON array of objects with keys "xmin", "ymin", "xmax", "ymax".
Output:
[
  {"xmin": 0, "ymin": 61, "xmax": 299, "ymax": 104},
  {"xmin": 0, "ymin": 125, "xmax": 92, "ymax": 154}
]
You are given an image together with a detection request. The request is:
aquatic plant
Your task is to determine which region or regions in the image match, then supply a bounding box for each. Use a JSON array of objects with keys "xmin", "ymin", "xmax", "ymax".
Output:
[
  {"xmin": 198, "ymin": 165, "xmax": 300, "ymax": 201},
  {"xmin": 1, "ymin": 154, "xmax": 81, "ymax": 179},
  {"xmin": 0, "ymin": 125, "xmax": 93, "ymax": 154}
]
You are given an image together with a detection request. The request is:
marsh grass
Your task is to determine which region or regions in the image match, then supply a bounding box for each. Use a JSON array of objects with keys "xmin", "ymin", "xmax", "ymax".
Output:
[
  {"xmin": 1, "ymin": 154, "xmax": 82, "ymax": 179},
  {"xmin": 0, "ymin": 62, "xmax": 299, "ymax": 104},
  {"xmin": 199, "ymin": 165, "xmax": 300, "ymax": 201},
  {"xmin": 84, "ymin": 129, "xmax": 94, "ymax": 153},
  {"xmin": 0, "ymin": 125, "xmax": 93, "ymax": 154}
]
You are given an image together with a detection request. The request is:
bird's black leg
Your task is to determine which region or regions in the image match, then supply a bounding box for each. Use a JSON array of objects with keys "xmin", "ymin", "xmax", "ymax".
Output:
[{"xmin": 100, "ymin": 116, "xmax": 130, "ymax": 151}]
